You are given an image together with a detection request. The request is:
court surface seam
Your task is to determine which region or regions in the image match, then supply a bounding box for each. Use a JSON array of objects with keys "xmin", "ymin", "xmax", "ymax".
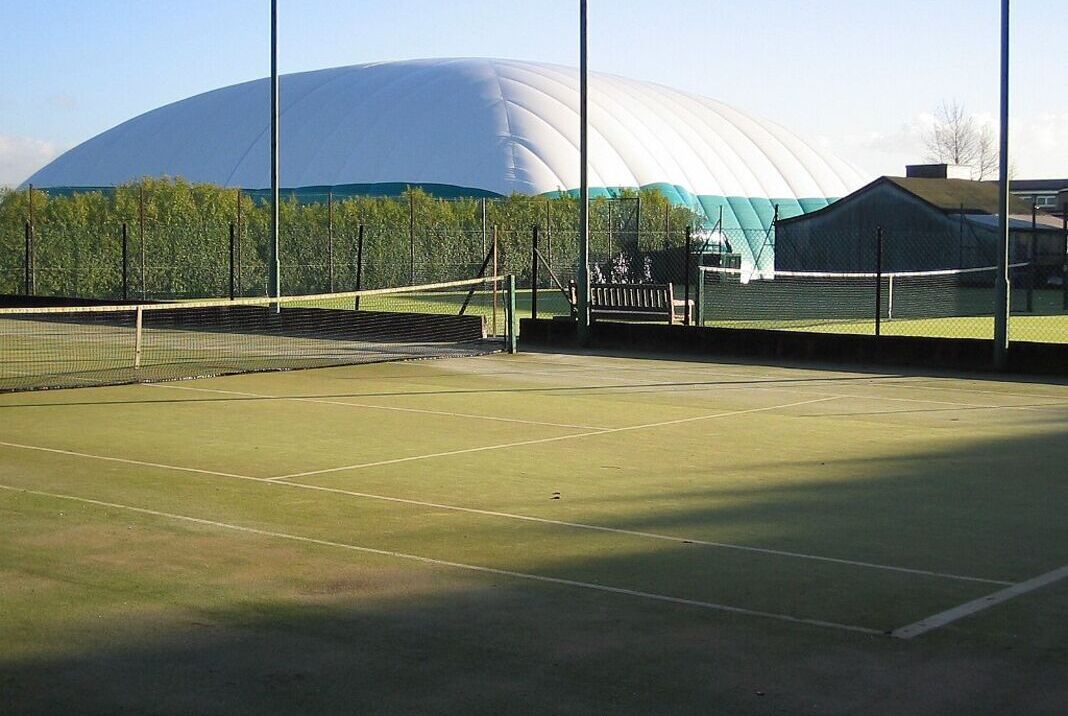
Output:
[
  {"xmin": 0, "ymin": 482, "xmax": 884, "ymax": 636},
  {"xmin": 891, "ymin": 565, "xmax": 1068, "ymax": 639},
  {"xmin": 0, "ymin": 439, "xmax": 1009, "ymax": 585},
  {"xmin": 272, "ymin": 396, "xmax": 842, "ymax": 479}
]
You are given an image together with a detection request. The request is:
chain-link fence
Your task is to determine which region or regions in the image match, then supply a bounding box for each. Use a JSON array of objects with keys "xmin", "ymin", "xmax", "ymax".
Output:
[
  {"xmin": 696, "ymin": 221, "xmax": 1068, "ymax": 344},
  {"xmin": 6, "ymin": 181, "xmax": 1066, "ymax": 347}
]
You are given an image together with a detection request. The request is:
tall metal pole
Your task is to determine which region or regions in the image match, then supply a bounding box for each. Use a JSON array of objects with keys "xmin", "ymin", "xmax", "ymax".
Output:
[
  {"xmin": 269, "ymin": 0, "xmax": 281, "ymax": 311},
  {"xmin": 576, "ymin": 0, "xmax": 591, "ymax": 339},
  {"xmin": 993, "ymin": 0, "xmax": 1011, "ymax": 368}
]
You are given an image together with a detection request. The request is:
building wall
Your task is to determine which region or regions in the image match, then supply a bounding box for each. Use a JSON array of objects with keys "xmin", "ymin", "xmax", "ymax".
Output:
[{"xmin": 775, "ymin": 183, "xmax": 996, "ymax": 272}]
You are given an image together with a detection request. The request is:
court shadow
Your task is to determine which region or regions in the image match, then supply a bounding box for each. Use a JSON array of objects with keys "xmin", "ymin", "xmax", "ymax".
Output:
[{"xmin": 2, "ymin": 425, "xmax": 1067, "ymax": 715}]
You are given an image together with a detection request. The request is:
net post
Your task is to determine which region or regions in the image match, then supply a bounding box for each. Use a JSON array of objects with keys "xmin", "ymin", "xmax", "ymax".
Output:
[
  {"xmin": 684, "ymin": 225, "xmax": 692, "ymax": 325},
  {"xmin": 122, "ymin": 222, "xmax": 129, "ymax": 301},
  {"xmin": 875, "ymin": 226, "xmax": 883, "ymax": 336},
  {"xmin": 507, "ymin": 274, "xmax": 518, "ymax": 354},
  {"xmin": 531, "ymin": 224, "xmax": 539, "ymax": 320},
  {"xmin": 492, "ymin": 225, "xmax": 499, "ymax": 336},
  {"xmin": 229, "ymin": 222, "xmax": 236, "ymax": 300},
  {"xmin": 354, "ymin": 224, "xmax": 364, "ymax": 311},
  {"xmin": 134, "ymin": 306, "xmax": 143, "ymax": 370}
]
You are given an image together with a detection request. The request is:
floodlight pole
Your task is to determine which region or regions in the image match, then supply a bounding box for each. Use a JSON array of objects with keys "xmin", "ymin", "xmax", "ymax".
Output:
[
  {"xmin": 993, "ymin": 0, "xmax": 1010, "ymax": 368},
  {"xmin": 576, "ymin": 0, "xmax": 591, "ymax": 340},
  {"xmin": 269, "ymin": 0, "xmax": 281, "ymax": 312}
]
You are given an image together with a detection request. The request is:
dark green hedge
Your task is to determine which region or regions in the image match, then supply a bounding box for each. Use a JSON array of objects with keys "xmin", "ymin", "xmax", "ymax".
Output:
[{"xmin": 0, "ymin": 179, "xmax": 696, "ymax": 300}]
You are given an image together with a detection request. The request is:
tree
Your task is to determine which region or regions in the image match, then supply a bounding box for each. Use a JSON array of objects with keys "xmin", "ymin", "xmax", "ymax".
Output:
[{"xmin": 923, "ymin": 101, "xmax": 999, "ymax": 180}]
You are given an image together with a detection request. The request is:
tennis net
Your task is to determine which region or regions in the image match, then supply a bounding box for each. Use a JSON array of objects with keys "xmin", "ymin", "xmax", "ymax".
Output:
[
  {"xmin": 0, "ymin": 276, "xmax": 512, "ymax": 392},
  {"xmin": 698, "ymin": 264, "xmax": 1028, "ymax": 330}
]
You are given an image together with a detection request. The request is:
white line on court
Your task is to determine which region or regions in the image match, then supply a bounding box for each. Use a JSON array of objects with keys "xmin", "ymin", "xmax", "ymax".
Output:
[
  {"xmin": 0, "ymin": 482, "xmax": 883, "ymax": 636},
  {"xmin": 496, "ymin": 356, "xmax": 1068, "ymax": 413},
  {"xmin": 0, "ymin": 439, "xmax": 1011, "ymax": 585},
  {"xmin": 345, "ymin": 356, "xmax": 1068, "ymax": 415},
  {"xmin": 270, "ymin": 396, "xmax": 842, "ymax": 479},
  {"xmin": 0, "ymin": 440, "xmax": 253, "ymax": 479},
  {"xmin": 146, "ymin": 382, "xmax": 611, "ymax": 431},
  {"xmin": 891, "ymin": 565, "xmax": 1068, "ymax": 639}
]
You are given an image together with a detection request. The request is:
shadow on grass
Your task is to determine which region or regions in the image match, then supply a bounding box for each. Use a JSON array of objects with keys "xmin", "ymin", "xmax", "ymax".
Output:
[{"xmin": 2, "ymin": 425, "xmax": 1068, "ymax": 715}]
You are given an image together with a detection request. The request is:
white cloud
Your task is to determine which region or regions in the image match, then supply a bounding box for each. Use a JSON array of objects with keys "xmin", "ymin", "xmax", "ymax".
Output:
[{"xmin": 0, "ymin": 134, "xmax": 64, "ymax": 187}]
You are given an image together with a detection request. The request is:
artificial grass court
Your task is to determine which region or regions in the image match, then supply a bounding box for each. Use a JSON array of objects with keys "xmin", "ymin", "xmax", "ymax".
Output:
[{"xmin": 1, "ymin": 352, "xmax": 1067, "ymax": 714}]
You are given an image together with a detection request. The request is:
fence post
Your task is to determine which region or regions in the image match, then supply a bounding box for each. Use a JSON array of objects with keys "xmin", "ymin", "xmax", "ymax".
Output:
[
  {"xmin": 695, "ymin": 262, "xmax": 705, "ymax": 327},
  {"xmin": 531, "ymin": 224, "xmax": 539, "ymax": 320},
  {"xmin": 139, "ymin": 183, "xmax": 146, "ymax": 299},
  {"xmin": 122, "ymin": 222, "xmax": 129, "ymax": 301},
  {"xmin": 507, "ymin": 274, "xmax": 518, "ymax": 354},
  {"xmin": 875, "ymin": 226, "xmax": 883, "ymax": 336},
  {"xmin": 408, "ymin": 189, "xmax": 416, "ymax": 285},
  {"xmin": 24, "ymin": 221, "xmax": 34, "ymax": 296},
  {"xmin": 1062, "ymin": 210, "xmax": 1068, "ymax": 310},
  {"xmin": 481, "ymin": 197, "xmax": 488, "ymax": 257},
  {"xmin": 229, "ymin": 223, "xmax": 236, "ymax": 300},
  {"xmin": 683, "ymin": 225, "xmax": 692, "ymax": 325},
  {"xmin": 545, "ymin": 199, "xmax": 552, "ymax": 269},
  {"xmin": 327, "ymin": 190, "xmax": 334, "ymax": 293},
  {"xmin": 354, "ymin": 224, "xmax": 364, "ymax": 310},
  {"xmin": 492, "ymin": 225, "xmax": 499, "ymax": 336},
  {"xmin": 235, "ymin": 189, "xmax": 243, "ymax": 296},
  {"xmin": 26, "ymin": 185, "xmax": 35, "ymax": 296}
]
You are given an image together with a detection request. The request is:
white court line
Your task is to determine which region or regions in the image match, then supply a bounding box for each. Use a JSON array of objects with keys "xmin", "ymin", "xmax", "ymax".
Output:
[
  {"xmin": 0, "ymin": 439, "xmax": 1009, "ymax": 585},
  {"xmin": 0, "ymin": 482, "xmax": 882, "ymax": 635},
  {"xmin": 495, "ymin": 356, "xmax": 1068, "ymax": 413},
  {"xmin": 271, "ymin": 396, "xmax": 841, "ymax": 480},
  {"xmin": 892, "ymin": 565, "xmax": 1068, "ymax": 639},
  {"xmin": 0, "ymin": 440, "xmax": 252, "ymax": 479},
  {"xmin": 147, "ymin": 382, "xmax": 610, "ymax": 431},
  {"xmin": 325, "ymin": 357, "xmax": 1068, "ymax": 415}
]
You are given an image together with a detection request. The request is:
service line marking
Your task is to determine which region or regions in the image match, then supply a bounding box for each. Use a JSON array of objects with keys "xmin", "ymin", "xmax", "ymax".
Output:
[
  {"xmin": 0, "ymin": 482, "xmax": 882, "ymax": 636},
  {"xmin": 891, "ymin": 565, "xmax": 1068, "ymax": 639},
  {"xmin": 0, "ymin": 439, "xmax": 1010, "ymax": 585},
  {"xmin": 272, "ymin": 396, "xmax": 842, "ymax": 480},
  {"xmin": 146, "ymin": 382, "xmax": 610, "ymax": 431}
]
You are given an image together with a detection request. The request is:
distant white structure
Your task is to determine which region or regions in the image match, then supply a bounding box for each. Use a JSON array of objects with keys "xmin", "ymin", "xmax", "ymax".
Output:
[{"xmin": 25, "ymin": 58, "xmax": 869, "ymax": 272}]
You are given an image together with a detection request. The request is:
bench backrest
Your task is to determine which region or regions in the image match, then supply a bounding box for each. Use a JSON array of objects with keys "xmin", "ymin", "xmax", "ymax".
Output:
[{"xmin": 589, "ymin": 283, "xmax": 674, "ymax": 312}]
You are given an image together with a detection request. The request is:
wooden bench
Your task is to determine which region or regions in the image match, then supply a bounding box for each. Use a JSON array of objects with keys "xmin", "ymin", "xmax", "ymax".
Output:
[{"xmin": 569, "ymin": 282, "xmax": 693, "ymax": 325}]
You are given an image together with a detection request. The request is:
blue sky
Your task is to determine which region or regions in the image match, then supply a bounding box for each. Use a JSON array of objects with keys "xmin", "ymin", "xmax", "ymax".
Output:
[{"xmin": 0, "ymin": 0, "xmax": 1064, "ymax": 185}]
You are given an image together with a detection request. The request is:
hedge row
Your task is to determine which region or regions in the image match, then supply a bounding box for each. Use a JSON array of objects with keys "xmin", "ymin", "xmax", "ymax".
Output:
[{"xmin": 0, "ymin": 179, "xmax": 698, "ymax": 300}]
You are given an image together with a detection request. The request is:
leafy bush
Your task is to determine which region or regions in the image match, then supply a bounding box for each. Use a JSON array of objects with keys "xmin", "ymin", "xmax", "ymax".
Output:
[{"xmin": 0, "ymin": 179, "xmax": 698, "ymax": 299}]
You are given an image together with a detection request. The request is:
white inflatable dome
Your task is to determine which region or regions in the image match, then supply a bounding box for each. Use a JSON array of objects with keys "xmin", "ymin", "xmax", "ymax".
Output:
[{"xmin": 26, "ymin": 57, "xmax": 869, "ymax": 270}]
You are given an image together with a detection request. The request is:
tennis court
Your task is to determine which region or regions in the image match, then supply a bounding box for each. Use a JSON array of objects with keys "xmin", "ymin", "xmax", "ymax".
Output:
[{"xmin": 2, "ymin": 346, "xmax": 1067, "ymax": 713}]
